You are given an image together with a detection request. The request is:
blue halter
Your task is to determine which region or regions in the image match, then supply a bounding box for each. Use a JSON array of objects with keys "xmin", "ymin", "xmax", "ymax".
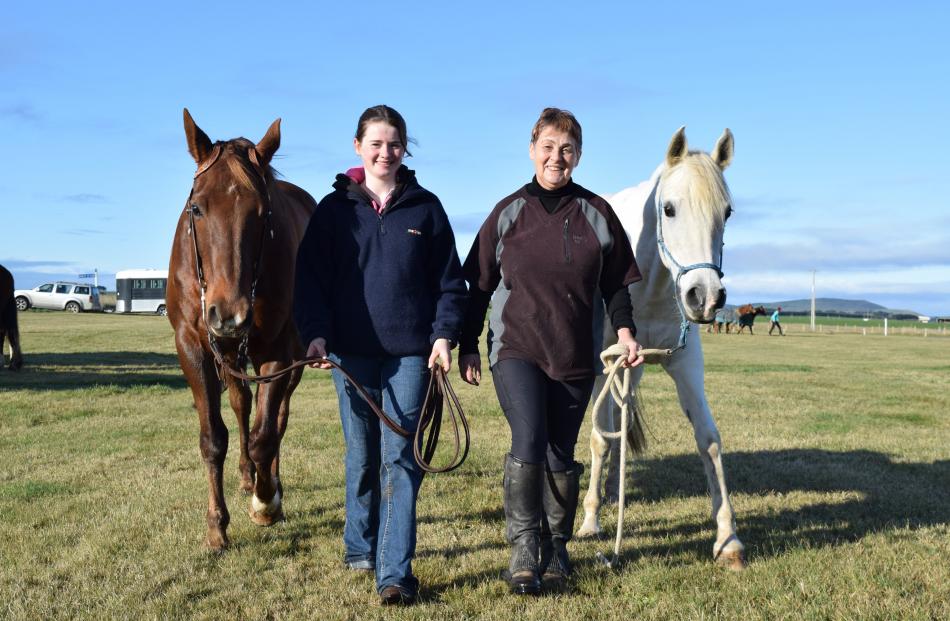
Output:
[{"xmin": 654, "ymin": 183, "xmax": 725, "ymax": 351}]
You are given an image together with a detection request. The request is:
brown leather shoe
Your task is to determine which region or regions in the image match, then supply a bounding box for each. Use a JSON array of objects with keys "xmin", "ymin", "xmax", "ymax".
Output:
[{"xmin": 379, "ymin": 585, "xmax": 415, "ymax": 606}]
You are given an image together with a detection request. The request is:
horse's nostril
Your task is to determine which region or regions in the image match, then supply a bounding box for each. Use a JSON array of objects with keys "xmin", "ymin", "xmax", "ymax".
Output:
[
  {"xmin": 207, "ymin": 304, "xmax": 221, "ymax": 329},
  {"xmin": 685, "ymin": 286, "xmax": 704, "ymax": 311},
  {"xmin": 714, "ymin": 288, "xmax": 727, "ymax": 310}
]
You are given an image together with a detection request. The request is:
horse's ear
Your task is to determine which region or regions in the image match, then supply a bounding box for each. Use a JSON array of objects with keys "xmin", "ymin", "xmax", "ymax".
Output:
[
  {"xmin": 183, "ymin": 108, "xmax": 213, "ymax": 165},
  {"xmin": 712, "ymin": 128, "xmax": 734, "ymax": 171},
  {"xmin": 666, "ymin": 126, "xmax": 688, "ymax": 167},
  {"xmin": 255, "ymin": 118, "xmax": 281, "ymax": 167}
]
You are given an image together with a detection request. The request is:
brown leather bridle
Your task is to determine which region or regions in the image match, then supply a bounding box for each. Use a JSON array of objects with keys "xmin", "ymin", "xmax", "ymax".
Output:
[{"xmin": 186, "ymin": 144, "xmax": 273, "ymax": 386}]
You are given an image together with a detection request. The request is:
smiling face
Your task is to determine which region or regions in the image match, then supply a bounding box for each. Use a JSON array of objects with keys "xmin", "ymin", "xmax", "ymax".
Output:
[
  {"xmin": 354, "ymin": 121, "xmax": 405, "ymax": 184},
  {"xmin": 529, "ymin": 126, "xmax": 581, "ymax": 190}
]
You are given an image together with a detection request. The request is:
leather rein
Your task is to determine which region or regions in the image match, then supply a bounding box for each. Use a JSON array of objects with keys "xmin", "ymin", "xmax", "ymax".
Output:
[{"xmin": 184, "ymin": 147, "xmax": 469, "ymax": 473}]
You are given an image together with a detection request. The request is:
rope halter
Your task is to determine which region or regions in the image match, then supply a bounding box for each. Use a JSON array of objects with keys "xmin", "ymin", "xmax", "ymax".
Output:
[{"xmin": 653, "ymin": 182, "xmax": 725, "ymax": 351}]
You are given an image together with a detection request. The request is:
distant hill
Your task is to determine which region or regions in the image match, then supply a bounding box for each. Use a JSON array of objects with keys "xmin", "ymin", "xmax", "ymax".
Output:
[{"xmin": 723, "ymin": 298, "xmax": 922, "ymax": 319}]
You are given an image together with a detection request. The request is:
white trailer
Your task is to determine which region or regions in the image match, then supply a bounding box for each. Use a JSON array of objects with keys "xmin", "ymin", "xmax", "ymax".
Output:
[{"xmin": 115, "ymin": 269, "xmax": 168, "ymax": 315}]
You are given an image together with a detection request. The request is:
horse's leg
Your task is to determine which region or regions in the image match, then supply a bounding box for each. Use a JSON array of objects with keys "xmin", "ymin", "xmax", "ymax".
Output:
[
  {"xmin": 0, "ymin": 324, "xmax": 7, "ymax": 368},
  {"xmin": 577, "ymin": 426, "xmax": 609, "ymax": 537},
  {"xmin": 176, "ymin": 334, "xmax": 229, "ymax": 550},
  {"xmin": 578, "ymin": 372, "xmax": 608, "ymax": 537},
  {"xmin": 8, "ymin": 324, "xmax": 22, "ymax": 371},
  {"xmin": 666, "ymin": 337, "xmax": 745, "ymax": 570},
  {"xmin": 227, "ymin": 379, "xmax": 255, "ymax": 494},
  {"xmin": 271, "ymin": 363, "xmax": 302, "ymax": 498},
  {"xmin": 3, "ymin": 301, "xmax": 23, "ymax": 371},
  {"xmin": 247, "ymin": 358, "xmax": 292, "ymax": 526}
]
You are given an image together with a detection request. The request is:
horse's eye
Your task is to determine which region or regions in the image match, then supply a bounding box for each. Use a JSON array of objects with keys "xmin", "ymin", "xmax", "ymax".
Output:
[
  {"xmin": 724, "ymin": 205, "xmax": 733, "ymax": 221},
  {"xmin": 663, "ymin": 202, "xmax": 675, "ymax": 217},
  {"xmin": 190, "ymin": 203, "xmax": 202, "ymax": 217}
]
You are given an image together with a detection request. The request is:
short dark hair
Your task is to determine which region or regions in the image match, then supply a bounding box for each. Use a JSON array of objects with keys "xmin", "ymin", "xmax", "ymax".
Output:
[
  {"xmin": 530, "ymin": 107, "xmax": 582, "ymax": 150},
  {"xmin": 355, "ymin": 105, "xmax": 413, "ymax": 157}
]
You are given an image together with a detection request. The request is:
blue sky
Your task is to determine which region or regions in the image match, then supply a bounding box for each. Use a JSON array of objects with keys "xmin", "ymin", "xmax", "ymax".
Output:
[{"xmin": 3, "ymin": 1, "xmax": 948, "ymax": 315}]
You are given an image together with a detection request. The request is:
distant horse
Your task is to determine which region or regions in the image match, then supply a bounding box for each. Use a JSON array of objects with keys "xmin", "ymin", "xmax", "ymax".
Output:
[
  {"xmin": 708, "ymin": 307, "xmax": 736, "ymax": 334},
  {"xmin": 167, "ymin": 109, "xmax": 316, "ymax": 550},
  {"xmin": 735, "ymin": 304, "xmax": 766, "ymax": 334},
  {"xmin": 577, "ymin": 127, "xmax": 745, "ymax": 569},
  {"xmin": 0, "ymin": 264, "xmax": 24, "ymax": 370}
]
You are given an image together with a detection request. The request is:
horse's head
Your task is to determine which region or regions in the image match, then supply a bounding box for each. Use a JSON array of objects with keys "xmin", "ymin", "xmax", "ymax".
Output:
[
  {"xmin": 182, "ymin": 108, "xmax": 280, "ymax": 339},
  {"xmin": 655, "ymin": 126, "xmax": 734, "ymax": 323},
  {"xmin": 755, "ymin": 305, "xmax": 767, "ymax": 316}
]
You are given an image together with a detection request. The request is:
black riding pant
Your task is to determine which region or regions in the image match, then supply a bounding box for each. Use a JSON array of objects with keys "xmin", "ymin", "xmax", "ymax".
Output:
[{"xmin": 491, "ymin": 358, "xmax": 594, "ymax": 472}]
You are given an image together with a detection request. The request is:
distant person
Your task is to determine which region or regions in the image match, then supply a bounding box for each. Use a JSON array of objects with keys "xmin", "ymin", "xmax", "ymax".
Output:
[
  {"xmin": 769, "ymin": 306, "xmax": 785, "ymax": 336},
  {"xmin": 293, "ymin": 105, "xmax": 467, "ymax": 606},
  {"xmin": 458, "ymin": 108, "xmax": 644, "ymax": 595}
]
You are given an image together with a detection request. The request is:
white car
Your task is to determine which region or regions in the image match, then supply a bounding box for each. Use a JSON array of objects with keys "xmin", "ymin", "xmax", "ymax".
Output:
[{"xmin": 14, "ymin": 281, "xmax": 102, "ymax": 313}]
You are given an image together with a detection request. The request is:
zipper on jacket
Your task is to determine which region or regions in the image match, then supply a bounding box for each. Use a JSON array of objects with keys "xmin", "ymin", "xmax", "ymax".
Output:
[{"xmin": 562, "ymin": 218, "xmax": 572, "ymax": 263}]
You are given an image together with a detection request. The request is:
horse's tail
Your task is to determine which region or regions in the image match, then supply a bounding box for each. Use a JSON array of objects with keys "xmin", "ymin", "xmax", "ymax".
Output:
[{"xmin": 626, "ymin": 386, "xmax": 648, "ymax": 456}]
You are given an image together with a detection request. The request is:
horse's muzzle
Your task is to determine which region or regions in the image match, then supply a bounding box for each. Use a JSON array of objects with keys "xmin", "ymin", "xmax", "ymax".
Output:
[
  {"xmin": 206, "ymin": 303, "xmax": 252, "ymax": 338},
  {"xmin": 684, "ymin": 285, "xmax": 726, "ymax": 324}
]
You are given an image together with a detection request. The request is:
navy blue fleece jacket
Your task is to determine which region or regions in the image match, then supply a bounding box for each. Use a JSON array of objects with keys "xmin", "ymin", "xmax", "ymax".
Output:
[{"xmin": 293, "ymin": 166, "xmax": 466, "ymax": 357}]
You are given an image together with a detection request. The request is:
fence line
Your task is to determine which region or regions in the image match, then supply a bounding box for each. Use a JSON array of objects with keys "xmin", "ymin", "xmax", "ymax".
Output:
[{"xmin": 790, "ymin": 323, "xmax": 950, "ymax": 337}]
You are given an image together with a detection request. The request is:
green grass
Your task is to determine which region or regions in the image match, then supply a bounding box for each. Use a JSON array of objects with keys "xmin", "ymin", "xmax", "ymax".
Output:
[{"xmin": 2, "ymin": 312, "xmax": 949, "ymax": 620}]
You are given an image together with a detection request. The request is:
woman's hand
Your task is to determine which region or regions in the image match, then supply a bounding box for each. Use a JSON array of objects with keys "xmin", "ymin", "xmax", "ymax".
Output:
[
  {"xmin": 617, "ymin": 328, "xmax": 644, "ymax": 368},
  {"xmin": 306, "ymin": 338, "xmax": 332, "ymax": 369},
  {"xmin": 459, "ymin": 353, "xmax": 482, "ymax": 386},
  {"xmin": 428, "ymin": 338, "xmax": 452, "ymax": 372}
]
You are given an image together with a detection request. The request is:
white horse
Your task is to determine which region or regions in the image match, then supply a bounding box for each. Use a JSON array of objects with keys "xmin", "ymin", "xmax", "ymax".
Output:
[{"xmin": 576, "ymin": 127, "xmax": 746, "ymax": 570}]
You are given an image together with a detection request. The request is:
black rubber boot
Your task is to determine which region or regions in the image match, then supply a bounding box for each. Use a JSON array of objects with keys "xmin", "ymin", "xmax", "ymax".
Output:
[
  {"xmin": 503, "ymin": 454, "xmax": 543, "ymax": 595},
  {"xmin": 539, "ymin": 462, "xmax": 582, "ymax": 590}
]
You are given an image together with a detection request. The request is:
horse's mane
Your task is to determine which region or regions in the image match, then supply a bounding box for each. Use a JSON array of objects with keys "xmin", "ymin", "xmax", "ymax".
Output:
[
  {"xmin": 660, "ymin": 151, "xmax": 731, "ymax": 226},
  {"xmin": 215, "ymin": 138, "xmax": 278, "ymax": 193}
]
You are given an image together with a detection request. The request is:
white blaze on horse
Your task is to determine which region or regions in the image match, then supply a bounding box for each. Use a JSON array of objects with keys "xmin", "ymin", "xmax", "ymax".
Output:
[{"xmin": 577, "ymin": 127, "xmax": 746, "ymax": 570}]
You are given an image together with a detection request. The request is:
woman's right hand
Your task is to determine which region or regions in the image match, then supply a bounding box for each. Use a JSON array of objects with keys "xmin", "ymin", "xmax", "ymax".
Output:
[
  {"xmin": 306, "ymin": 338, "xmax": 332, "ymax": 369},
  {"xmin": 459, "ymin": 353, "xmax": 482, "ymax": 386}
]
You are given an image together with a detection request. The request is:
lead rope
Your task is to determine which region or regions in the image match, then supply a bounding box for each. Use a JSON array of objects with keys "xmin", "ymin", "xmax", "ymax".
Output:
[
  {"xmin": 207, "ymin": 350, "xmax": 470, "ymax": 472},
  {"xmin": 590, "ymin": 343, "xmax": 670, "ymax": 566}
]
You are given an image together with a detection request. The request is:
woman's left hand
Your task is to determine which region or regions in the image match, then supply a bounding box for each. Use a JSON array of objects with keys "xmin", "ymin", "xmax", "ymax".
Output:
[
  {"xmin": 617, "ymin": 328, "xmax": 644, "ymax": 368},
  {"xmin": 428, "ymin": 338, "xmax": 452, "ymax": 372}
]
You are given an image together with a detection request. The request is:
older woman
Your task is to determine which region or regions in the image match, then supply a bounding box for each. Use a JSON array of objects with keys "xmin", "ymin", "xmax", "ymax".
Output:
[{"xmin": 459, "ymin": 108, "xmax": 644, "ymax": 594}]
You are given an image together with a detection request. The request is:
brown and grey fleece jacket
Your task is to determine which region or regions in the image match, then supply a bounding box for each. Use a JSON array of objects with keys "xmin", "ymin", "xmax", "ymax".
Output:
[{"xmin": 460, "ymin": 181, "xmax": 641, "ymax": 381}]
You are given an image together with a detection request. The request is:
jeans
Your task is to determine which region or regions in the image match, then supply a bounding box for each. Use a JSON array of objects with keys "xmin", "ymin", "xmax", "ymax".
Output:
[{"xmin": 330, "ymin": 352, "xmax": 428, "ymax": 594}]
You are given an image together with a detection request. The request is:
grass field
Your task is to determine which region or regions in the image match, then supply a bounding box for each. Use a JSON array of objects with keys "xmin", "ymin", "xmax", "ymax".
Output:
[{"xmin": 2, "ymin": 312, "xmax": 949, "ymax": 620}]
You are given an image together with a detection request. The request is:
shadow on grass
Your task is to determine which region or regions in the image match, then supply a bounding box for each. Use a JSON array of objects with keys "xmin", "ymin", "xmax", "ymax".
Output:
[
  {"xmin": 601, "ymin": 449, "xmax": 950, "ymax": 564},
  {"xmin": 0, "ymin": 351, "xmax": 186, "ymax": 390}
]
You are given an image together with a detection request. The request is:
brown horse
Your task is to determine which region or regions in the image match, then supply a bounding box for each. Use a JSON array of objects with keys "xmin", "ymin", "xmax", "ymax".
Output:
[
  {"xmin": 167, "ymin": 109, "xmax": 316, "ymax": 550},
  {"xmin": 735, "ymin": 304, "xmax": 766, "ymax": 334},
  {"xmin": 0, "ymin": 264, "xmax": 24, "ymax": 371}
]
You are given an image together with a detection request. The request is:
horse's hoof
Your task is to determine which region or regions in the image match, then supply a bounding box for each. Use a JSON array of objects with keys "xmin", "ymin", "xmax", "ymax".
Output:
[
  {"xmin": 715, "ymin": 548, "xmax": 747, "ymax": 571},
  {"xmin": 205, "ymin": 531, "xmax": 229, "ymax": 551},
  {"xmin": 239, "ymin": 479, "xmax": 255, "ymax": 495},
  {"xmin": 248, "ymin": 493, "xmax": 284, "ymax": 526},
  {"xmin": 575, "ymin": 524, "xmax": 602, "ymax": 539},
  {"xmin": 248, "ymin": 507, "xmax": 284, "ymax": 526}
]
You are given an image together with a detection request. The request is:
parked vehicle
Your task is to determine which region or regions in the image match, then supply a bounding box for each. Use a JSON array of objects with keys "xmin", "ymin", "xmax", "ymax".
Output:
[
  {"xmin": 14, "ymin": 281, "xmax": 102, "ymax": 313},
  {"xmin": 115, "ymin": 269, "xmax": 168, "ymax": 315}
]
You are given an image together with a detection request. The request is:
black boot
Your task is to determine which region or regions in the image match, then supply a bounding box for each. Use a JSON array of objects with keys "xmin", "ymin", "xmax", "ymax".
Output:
[
  {"xmin": 503, "ymin": 454, "xmax": 543, "ymax": 595},
  {"xmin": 539, "ymin": 462, "xmax": 582, "ymax": 590}
]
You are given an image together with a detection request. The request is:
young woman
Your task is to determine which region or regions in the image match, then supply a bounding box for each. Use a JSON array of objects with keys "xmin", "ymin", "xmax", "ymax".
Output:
[
  {"xmin": 294, "ymin": 105, "xmax": 466, "ymax": 606},
  {"xmin": 459, "ymin": 108, "xmax": 644, "ymax": 594}
]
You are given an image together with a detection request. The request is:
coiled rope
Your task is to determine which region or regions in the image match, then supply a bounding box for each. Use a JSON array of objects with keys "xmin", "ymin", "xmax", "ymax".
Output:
[{"xmin": 589, "ymin": 343, "xmax": 671, "ymax": 565}]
